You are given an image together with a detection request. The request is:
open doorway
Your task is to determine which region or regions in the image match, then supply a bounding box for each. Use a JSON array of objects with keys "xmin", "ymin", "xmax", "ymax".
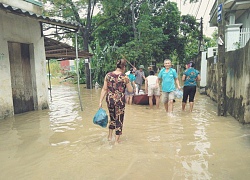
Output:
[{"xmin": 8, "ymin": 42, "xmax": 34, "ymax": 114}]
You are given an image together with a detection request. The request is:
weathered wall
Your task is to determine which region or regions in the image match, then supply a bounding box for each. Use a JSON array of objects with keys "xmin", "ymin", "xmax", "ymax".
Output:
[
  {"xmin": 226, "ymin": 40, "xmax": 250, "ymax": 123},
  {"xmin": 0, "ymin": 10, "xmax": 49, "ymax": 119},
  {"xmin": 206, "ymin": 56, "xmax": 218, "ymax": 102},
  {"xmin": 206, "ymin": 41, "xmax": 250, "ymax": 123}
]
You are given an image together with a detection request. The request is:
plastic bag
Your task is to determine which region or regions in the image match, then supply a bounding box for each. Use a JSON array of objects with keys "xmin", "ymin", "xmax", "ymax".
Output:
[
  {"xmin": 93, "ymin": 108, "xmax": 108, "ymax": 128},
  {"xmin": 174, "ymin": 89, "xmax": 183, "ymax": 99},
  {"xmin": 125, "ymin": 71, "xmax": 130, "ymax": 75}
]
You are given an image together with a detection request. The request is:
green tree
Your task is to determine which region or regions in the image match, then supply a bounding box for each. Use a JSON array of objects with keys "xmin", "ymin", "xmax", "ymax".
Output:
[
  {"xmin": 47, "ymin": 60, "xmax": 61, "ymax": 77},
  {"xmin": 43, "ymin": 0, "xmax": 202, "ymax": 86},
  {"xmin": 43, "ymin": 0, "xmax": 99, "ymax": 89},
  {"xmin": 91, "ymin": 1, "xmax": 181, "ymax": 65},
  {"xmin": 179, "ymin": 14, "xmax": 200, "ymax": 63}
]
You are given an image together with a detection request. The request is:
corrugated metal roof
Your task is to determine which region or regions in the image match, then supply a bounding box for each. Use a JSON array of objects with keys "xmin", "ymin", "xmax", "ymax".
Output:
[
  {"xmin": 44, "ymin": 37, "xmax": 93, "ymax": 60},
  {"xmin": 0, "ymin": 2, "xmax": 81, "ymax": 30},
  {"xmin": 0, "ymin": 3, "xmax": 92, "ymax": 60}
]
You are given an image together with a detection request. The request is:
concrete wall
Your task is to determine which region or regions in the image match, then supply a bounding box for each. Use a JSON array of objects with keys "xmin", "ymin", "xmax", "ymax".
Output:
[
  {"xmin": 226, "ymin": 40, "xmax": 250, "ymax": 123},
  {"xmin": 0, "ymin": 10, "xmax": 49, "ymax": 119},
  {"xmin": 206, "ymin": 41, "xmax": 250, "ymax": 123},
  {"xmin": 206, "ymin": 56, "xmax": 218, "ymax": 102}
]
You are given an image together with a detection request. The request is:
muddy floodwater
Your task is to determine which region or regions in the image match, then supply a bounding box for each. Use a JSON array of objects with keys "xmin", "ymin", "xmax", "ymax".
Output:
[{"xmin": 1, "ymin": 83, "xmax": 250, "ymax": 180}]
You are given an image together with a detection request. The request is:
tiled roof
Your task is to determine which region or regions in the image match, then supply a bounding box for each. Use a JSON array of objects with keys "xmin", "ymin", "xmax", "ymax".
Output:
[{"xmin": 0, "ymin": 2, "xmax": 81, "ymax": 30}]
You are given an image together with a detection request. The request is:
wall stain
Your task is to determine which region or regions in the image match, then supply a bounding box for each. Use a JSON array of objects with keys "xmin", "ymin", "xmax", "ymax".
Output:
[{"xmin": 206, "ymin": 41, "xmax": 250, "ymax": 123}]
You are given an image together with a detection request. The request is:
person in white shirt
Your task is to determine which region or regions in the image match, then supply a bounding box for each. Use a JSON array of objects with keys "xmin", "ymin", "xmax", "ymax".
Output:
[{"xmin": 145, "ymin": 70, "xmax": 160, "ymax": 109}]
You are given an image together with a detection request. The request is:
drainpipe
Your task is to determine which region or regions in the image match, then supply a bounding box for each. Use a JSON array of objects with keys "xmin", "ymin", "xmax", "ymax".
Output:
[{"xmin": 75, "ymin": 32, "xmax": 83, "ymax": 111}]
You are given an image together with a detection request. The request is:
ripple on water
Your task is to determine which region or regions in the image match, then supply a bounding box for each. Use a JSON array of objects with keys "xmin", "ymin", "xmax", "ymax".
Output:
[
  {"xmin": 1, "ymin": 84, "xmax": 250, "ymax": 179},
  {"xmin": 51, "ymin": 140, "xmax": 71, "ymax": 146},
  {"xmin": 48, "ymin": 86, "xmax": 82, "ymax": 132},
  {"xmin": 147, "ymin": 135, "xmax": 161, "ymax": 142}
]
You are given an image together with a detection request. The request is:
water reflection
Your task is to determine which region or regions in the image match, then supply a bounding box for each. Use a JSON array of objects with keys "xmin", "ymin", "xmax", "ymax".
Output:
[{"xmin": 0, "ymin": 83, "xmax": 250, "ymax": 180}]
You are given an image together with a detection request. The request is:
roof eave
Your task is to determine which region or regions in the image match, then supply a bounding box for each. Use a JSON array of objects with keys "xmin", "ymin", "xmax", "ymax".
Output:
[{"xmin": 0, "ymin": 2, "xmax": 82, "ymax": 30}]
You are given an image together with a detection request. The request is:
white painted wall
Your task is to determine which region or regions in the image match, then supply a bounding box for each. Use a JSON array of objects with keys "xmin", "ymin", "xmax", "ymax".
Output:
[
  {"xmin": 207, "ymin": 47, "xmax": 218, "ymax": 58},
  {"xmin": 69, "ymin": 60, "xmax": 75, "ymax": 72},
  {"xmin": 225, "ymin": 24, "xmax": 242, "ymax": 51},
  {"xmin": 0, "ymin": 0, "xmax": 42, "ymax": 14},
  {"xmin": 0, "ymin": 11, "xmax": 13, "ymax": 118},
  {"xmin": 0, "ymin": 10, "xmax": 48, "ymax": 119},
  {"xmin": 200, "ymin": 52, "xmax": 207, "ymax": 87}
]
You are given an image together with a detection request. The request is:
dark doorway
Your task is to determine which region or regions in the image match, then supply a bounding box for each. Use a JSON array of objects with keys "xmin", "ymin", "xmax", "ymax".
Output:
[{"xmin": 8, "ymin": 42, "xmax": 34, "ymax": 114}]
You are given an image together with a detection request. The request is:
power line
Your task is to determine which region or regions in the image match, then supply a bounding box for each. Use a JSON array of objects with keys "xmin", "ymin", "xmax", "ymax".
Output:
[
  {"xmin": 195, "ymin": 0, "xmax": 202, "ymax": 19},
  {"xmin": 190, "ymin": 2, "xmax": 197, "ymax": 16},
  {"xmin": 188, "ymin": 2, "xmax": 194, "ymax": 14},
  {"xmin": 203, "ymin": 0, "xmax": 210, "ymax": 18}
]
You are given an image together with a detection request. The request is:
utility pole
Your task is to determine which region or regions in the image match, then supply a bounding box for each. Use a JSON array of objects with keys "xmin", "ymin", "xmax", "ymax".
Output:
[
  {"xmin": 131, "ymin": 2, "xmax": 137, "ymax": 40},
  {"xmin": 217, "ymin": 0, "xmax": 227, "ymax": 116},
  {"xmin": 199, "ymin": 17, "xmax": 203, "ymax": 52},
  {"xmin": 196, "ymin": 17, "xmax": 203, "ymax": 72}
]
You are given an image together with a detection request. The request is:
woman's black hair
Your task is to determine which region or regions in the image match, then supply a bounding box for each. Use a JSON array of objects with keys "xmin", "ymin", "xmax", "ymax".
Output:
[
  {"xmin": 149, "ymin": 70, "xmax": 155, "ymax": 75},
  {"xmin": 116, "ymin": 59, "xmax": 126, "ymax": 69},
  {"xmin": 189, "ymin": 61, "xmax": 195, "ymax": 67}
]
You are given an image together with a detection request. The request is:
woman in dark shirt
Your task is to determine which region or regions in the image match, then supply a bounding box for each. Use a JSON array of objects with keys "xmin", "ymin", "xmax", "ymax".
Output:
[{"xmin": 99, "ymin": 59, "xmax": 133, "ymax": 144}]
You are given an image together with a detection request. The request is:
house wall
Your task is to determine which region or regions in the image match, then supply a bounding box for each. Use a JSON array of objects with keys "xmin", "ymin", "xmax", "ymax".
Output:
[
  {"xmin": 237, "ymin": 9, "xmax": 250, "ymax": 28},
  {"xmin": 0, "ymin": 10, "xmax": 49, "ymax": 119},
  {"xmin": 206, "ymin": 41, "xmax": 250, "ymax": 123},
  {"xmin": 60, "ymin": 60, "xmax": 70, "ymax": 71}
]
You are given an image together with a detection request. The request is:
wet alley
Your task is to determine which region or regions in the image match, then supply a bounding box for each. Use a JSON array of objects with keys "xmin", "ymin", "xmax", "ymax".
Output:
[{"xmin": 0, "ymin": 83, "xmax": 250, "ymax": 180}]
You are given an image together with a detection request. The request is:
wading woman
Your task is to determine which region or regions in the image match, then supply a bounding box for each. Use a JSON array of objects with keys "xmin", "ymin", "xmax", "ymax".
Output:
[
  {"xmin": 99, "ymin": 59, "xmax": 133, "ymax": 144},
  {"xmin": 182, "ymin": 61, "xmax": 201, "ymax": 112}
]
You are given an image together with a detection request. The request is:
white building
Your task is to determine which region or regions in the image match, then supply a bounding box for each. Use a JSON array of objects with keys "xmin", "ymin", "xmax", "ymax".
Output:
[{"xmin": 209, "ymin": 0, "xmax": 250, "ymax": 51}]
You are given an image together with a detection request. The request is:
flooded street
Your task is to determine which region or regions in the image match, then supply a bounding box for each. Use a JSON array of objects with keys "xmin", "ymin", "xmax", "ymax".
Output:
[{"xmin": 1, "ymin": 83, "xmax": 250, "ymax": 180}]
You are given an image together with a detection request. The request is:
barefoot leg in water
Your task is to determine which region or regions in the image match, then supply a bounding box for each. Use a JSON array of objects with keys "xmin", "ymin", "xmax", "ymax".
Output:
[
  {"xmin": 115, "ymin": 135, "xmax": 121, "ymax": 145},
  {"xmin": 108, "ymin": 129, "xmax": 113, "ymax": 141}
]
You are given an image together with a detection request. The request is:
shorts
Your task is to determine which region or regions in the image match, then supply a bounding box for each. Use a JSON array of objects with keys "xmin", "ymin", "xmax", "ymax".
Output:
[
  {"xmin": 162, "ymin": 91, "xmax": 175, "ymax": 104},
  {"xmin": 148, "ymin": 86, "xmax": 160, "ymax": 96},
  {"xmin": 125, "ymin": 88, "xmax": 134, "ymax": 96}
]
